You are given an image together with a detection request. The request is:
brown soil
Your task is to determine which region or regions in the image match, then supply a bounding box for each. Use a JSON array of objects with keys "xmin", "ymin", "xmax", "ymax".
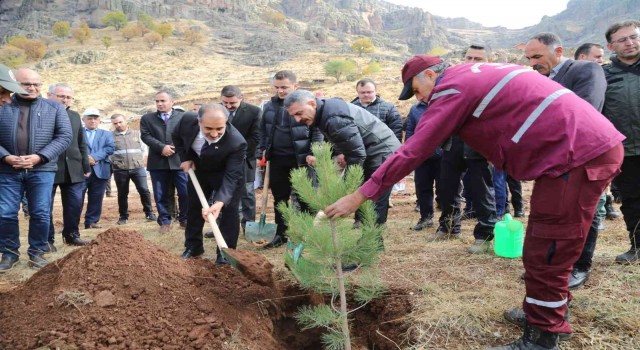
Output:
[
  {"xmin": 0, "ymin": 228, "xmax": 413, "ymax": 349},
  {"xmin": 222, "ymin": 249, "xmax": 275, "ymax": 287}
]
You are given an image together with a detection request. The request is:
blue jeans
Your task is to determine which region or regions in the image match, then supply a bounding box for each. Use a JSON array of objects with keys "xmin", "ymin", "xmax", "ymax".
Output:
[
  {"xmin": 493, "ymin": 168, "xmax": 508, "ymax": 218},
  {"xmin": 149, "ymin": 170, "xmax": 188, "ymax": 225},
  {"xmin": 82, "ymin": 172, "xmax": 109, "ymax": 227},
  {"xmin": 49, "ymin": 181, "xmax": 85, "ymax": 242},
  {"xmin": 0, "ymin": 171, "xmax": 55, "ymax": 258}
]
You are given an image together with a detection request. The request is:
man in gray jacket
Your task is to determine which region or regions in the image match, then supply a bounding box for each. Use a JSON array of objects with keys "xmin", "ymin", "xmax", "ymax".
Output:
[
  {"xmin": 0, "ymin": 68, "xmax": 72, "ymax": 271},
  {"xmin": 284, "ymin": 89, "xmax": 400, "ymax": 226}
]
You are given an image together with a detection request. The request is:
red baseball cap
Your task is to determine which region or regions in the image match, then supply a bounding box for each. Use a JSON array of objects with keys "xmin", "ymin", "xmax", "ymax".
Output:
[{"xmin": 398, "ymin": 55, "xmax": 444, "ymax": 100}]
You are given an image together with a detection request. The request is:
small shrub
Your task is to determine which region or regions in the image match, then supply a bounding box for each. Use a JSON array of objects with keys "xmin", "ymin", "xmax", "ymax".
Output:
[
  {"xmin": 102, "ymin": 35, "xmax": 112, "ymax": 49},
  {"xmin": 155, "ymin": 23, "xmax": 173, "ymax": 39},
  {"xmin": 101, "ymin": 11, "xmax": 128, "ymax": 30},
  {"xmin": 8, "ymin": 37, "xmax": 47, "ymax": 61},
  {"xmin": 52, "ymin": 21, "xmax": 70, "ymax": 39},
  {"xmin": 72, "ymin": 23, "xmax": 93, "ymax": 45},
  {"xmin": 184, "ymin": 29, "xmax": 204, "ymax": 46},
  {"xmin": 0, "ymin": 46, "xmax": 26, "ymax": 68},
  {"xmin": 143, "ymin": 32, "xmax": 162, "ymax": 49},
  {"xmin": 121, "ymin": 25, "xmax": 141, "ymax": 41}
]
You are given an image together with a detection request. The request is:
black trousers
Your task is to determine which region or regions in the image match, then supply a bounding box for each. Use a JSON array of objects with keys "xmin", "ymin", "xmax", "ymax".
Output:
[
  {"xmin": 507, "ymin": 175, "xmax": 524, "ymax": 212},
  {"xmin": 113, "ymin": 168, "xmax": 154, "ymax": 219},
  {"xmin": 269, "ymin": 156, "xmax": 311, "ymax": 237},
  {"xmin": 613, "ymin": 156, "xmax": 640, "ymax": 249},
  {"xmin": 184, "ymin": 173, "xmax": 241, "ymax": 256},
  {"xmin": 414, "ymin": 157, "xmax": 441, "ymax": 219},
  {"xmin": 437, "ymin": 142, "xmax": 497, "ymax": 240}
]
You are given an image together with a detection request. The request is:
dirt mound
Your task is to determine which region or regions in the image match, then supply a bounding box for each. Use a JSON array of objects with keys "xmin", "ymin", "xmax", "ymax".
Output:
[
  {"xmin": 0, "ymin": 228, "xmax": 414, "ymax": 349},
  {"xmin": 0, "ymin": 228, "xmax": 282, "ymax": 350}
]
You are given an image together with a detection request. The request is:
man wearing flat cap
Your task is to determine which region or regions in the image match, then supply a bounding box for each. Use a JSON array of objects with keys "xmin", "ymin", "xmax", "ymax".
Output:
[{"xmin": 324, "ymin": 55, "xmax": 625, "ymax": 349}]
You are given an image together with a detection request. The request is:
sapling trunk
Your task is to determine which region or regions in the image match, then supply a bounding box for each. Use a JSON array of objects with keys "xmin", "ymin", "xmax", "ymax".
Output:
[{"xmin": 330, "ymin": 219, "xmax": 351, "ymax": 350}]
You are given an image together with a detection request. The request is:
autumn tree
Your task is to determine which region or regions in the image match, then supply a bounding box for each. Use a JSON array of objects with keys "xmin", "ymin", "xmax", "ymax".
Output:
[
  {"xmin": 8, "ymin": 37, "xmax": 47, "ymax": 61},
  {"xmin": 324, "ymin": 59, "xmax": 357, "ymax": 83},
  {"xmin": 154, "ymin": 23, "xmax": 173, "ymax": 39},
  {"xmin": 0, "ymin": 46, "xmax": 26, "ymax": 67},
  {"xmin": 101, "ymin": 11, "xmax": 128, "ymax": 30},
  {"xmin": 52, "ymin": 21, "xmax": 71, "ymax": 39},
  {"xmin": 351, "ymin": 37, "xmax": 374, "ymax": 57},
  {"xmin": 143, "ymin": 32, "xmax": 162, "ymax": 49},
  {"xmin": 362, "ymin": 61, "xmax": 381, "ymax": 75},
  {"xmin": 137, "ymin": 12, "xmax": 156, "ymax": 31},
  {"xmin": 184, "ymin": 29, "xmax": 204, "ymax": 46},
  {"xmin": 121, "ymin": 25, "xmax": 140, "ymax": 41},
  {"xmin": 428, "ymin": 47, "xmax": 448, "ymax": 56},
  {"xmin": 264, "ymin": 11, "xmax": 286, "ymax": 27},
  {"xmin": 72, "ymin": 22, "xmax": 93, "ymax": 45}
]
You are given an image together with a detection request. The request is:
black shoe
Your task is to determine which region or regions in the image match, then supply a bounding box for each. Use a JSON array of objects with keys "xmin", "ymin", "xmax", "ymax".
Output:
[
  {"xmin": 179, "ymin": 221, "xmax": 187, "ymax": 228},
  {"xmin": 215, "ymin": 255, "xmax": 228, "ymax": 265},
  {"xmin": 204, "ymin": 231, "xmax": 214, "ymax": 239},
  {"xmin": 181, "ymin": 248, "xmax": 204, "ymax": 259},
  {"xmin": 0, "ymin": 255, "xmax": 19, "ymax": 272},
  {"xmin": 605, "ymin": 194, "xmax": 621, "ymax": 220},
  {"xmin": 568, "ymin": 269, "xmax": 589, "ymax": 289},
  {"xmin": 85, "ymin": 223, "xmax": 102, "ymax": 229},
  {"xmin": 427, "ymin": 229, "xmax": 461, "ymax": 242},
  {"xmin": 117, "ymin": 218, "xmax": 128, "ymax": 225},
  {"xmin": 341, "ymin": 263, "xmax": 359, "ymax": 272},
  {"xmin": 43, "ymin": 242, "xmax": 57, "ymax": 253},
  {"xmin": 28, "ymin": 254, "xmax": 48, "ymax": 270},
  {"xmin": 411, "ymin": 217, "xmax": 433, "ymax": 231},
  {"xmin": 488, "ymin": 322, "xmax": 559, "ymax": 350},
  {"xmin": 615, "ymin": 249, "xmax": 640, "ymax": 264},
  {"xmin": 503, "ymin": 308, "xmax": 571, "ymax": 342},
  {"xmin": 63, "ymin": 236, "xmax": 89, "ymax": 246},
  {"xmin": 145, "ymin": 213, "xmax": 157, "ymax": 222},
  {"xmin": 264, "ymin": 235, "xmax": 287, "ymax": 249},
  {"xmin": 514, "ymin": 210, "xmax": 526, "ymax": 218}
]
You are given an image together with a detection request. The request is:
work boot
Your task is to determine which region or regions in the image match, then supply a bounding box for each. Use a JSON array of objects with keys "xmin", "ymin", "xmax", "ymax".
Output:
[
  {"xmin": 28, "ymin": 254, "xmax": 48, "ymax": 270},
  {"xmin": 503, "ymin": 308, "xmax": 571, "ymax": 341},
  {"xmin": 568, "ymin": 268, "xmax": 589, "ymax": 289},
  {"xmin": 0, "ymin": 255, "xmax": 19, "ymax": 273},
  {"xmin": 468, "ymin": 239, "xmax": 491, "ymax": 254},
  {"xmin": 411, "ymin": 216, "xmax": 433, "ymax": 231},
  {"xmin": 117, "ymin": 218, "xmax": 128, "ymax": 225},
  {"xmin": 427, "ymin": 229, "xmax": 461, "ymax": 242},
  {"xmin": 63, "ymin": 234, "xmax": 89, "ymax": 246},
  {"xmin": 264, "ymin": 235, "xmax": 288, "ymax": 249},
  {"xmin": 488, "ymin": 322, "xmax": 559, "ymax": 349},
  {"xmin": 615, "ymin": 248, "xmax": 640, "ymax": 264},
  {"xmin": 605, "ymin": 195, "xmax": 621, "ymax": 220}
]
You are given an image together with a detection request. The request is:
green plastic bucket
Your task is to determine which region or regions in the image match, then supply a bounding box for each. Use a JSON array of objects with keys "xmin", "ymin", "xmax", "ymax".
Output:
[{"xmin": 493, "ymin": 214, "xmax": 524, "ymax": 258}]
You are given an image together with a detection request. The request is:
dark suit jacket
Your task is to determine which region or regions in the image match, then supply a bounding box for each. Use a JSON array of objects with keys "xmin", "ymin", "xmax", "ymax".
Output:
[
  {"xmin": 54, "ymin": 108, "xmax": 91, "ymax": 184},
  {"xmin": 172, "ymin": 112, "xmax": 247, "ymax": 206},
  {"xmin": 552, "ymin": 59, "xmax": 606, "ymax": 111},
  {"xmin": 85, "ymin": 128, "xmax": 115, "ymax": 180},
  {"xmin": 229, "ymin": 101, "xmax": 261, "ymax": 182},
  {"xmin": 140, "ymin": 109, "xmax": 185, "ymax": 171}
]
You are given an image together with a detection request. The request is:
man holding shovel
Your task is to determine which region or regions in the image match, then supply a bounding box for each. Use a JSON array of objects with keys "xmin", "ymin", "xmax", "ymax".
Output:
[
  {"xmin": 172, "ymin": 104, "xmax": 247, "ymax": 264},
  {"xmin": 324, "ymin": 55, "xmax": 624, "ymax": 350}
]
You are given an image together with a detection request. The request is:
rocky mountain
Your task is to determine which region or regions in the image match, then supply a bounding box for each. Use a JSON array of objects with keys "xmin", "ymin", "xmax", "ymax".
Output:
[{"xmin": 0, "ymin": 0, "xmax": 638, "ymax": 54}]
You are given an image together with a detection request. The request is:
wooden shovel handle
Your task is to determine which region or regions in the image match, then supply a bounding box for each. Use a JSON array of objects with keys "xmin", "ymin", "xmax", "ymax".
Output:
[
  {"xmin": 187, "ymin": 168, "xmax": 228, "ymax": 249},
  {"xmin": 260, "ymin": 161, "xmax": 271, "ymax": 216}
]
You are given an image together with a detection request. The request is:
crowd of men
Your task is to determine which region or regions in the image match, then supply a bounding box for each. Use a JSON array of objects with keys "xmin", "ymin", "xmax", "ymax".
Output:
[{"xmin": 0, "ymin": 18, "xmax": 638, "ymax": 350}]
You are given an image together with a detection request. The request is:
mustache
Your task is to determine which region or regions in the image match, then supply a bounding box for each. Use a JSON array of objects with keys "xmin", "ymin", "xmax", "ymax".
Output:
[{"xmin": 532, "ymin": 64, "xmax": 545, "ymax": 72}]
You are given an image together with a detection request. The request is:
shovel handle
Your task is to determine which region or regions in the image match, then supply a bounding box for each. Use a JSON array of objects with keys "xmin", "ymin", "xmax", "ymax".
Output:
[
  {"xmin": 187, "ymin": 169, "xmax": 228, "ymax": 249},
  {"xmin": 260, "ymin": 161, "xmax": 271, "ymax": 216}
]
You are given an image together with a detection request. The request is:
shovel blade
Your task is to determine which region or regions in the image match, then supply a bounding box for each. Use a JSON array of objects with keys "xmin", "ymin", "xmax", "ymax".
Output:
[{"xmin": 245, "ymin": 215, "xmax": 277, "ymax": 242}]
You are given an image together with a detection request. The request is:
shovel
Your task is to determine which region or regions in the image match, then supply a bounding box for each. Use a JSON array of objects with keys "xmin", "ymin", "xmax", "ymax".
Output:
[
  {"xmin": 245, "ymin": 161, "xmax": 278, "ymax": 243},
  {"xmin": 187, "ymin": 168, "xmax": 274, "ymax": 286}
]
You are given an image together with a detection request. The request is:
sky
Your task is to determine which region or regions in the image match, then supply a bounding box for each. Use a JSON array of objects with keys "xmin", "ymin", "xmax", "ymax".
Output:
[{"xmin": 386, "ymin": 1, "xmax": 571, "ymax": 29}]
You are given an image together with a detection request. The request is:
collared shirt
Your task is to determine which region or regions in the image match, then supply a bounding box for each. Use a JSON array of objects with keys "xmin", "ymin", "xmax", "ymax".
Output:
[
  {"xmin": 158, "ymin": 112, "xmax": 171, "ymax": 124},
  {"xmin": 360, "ymin": 96, "xmax": 376, "ymax": 108},
  {"xmin": 549, "ymin": 58, "xmax": 569, "ymax": 79},
  {"xmin": 85, "ymin": 128, "xmax": 96, "ymax": 146},
  {"xmin": 192, "ymin": 130, "xmax": 225, "ymax": 156}
]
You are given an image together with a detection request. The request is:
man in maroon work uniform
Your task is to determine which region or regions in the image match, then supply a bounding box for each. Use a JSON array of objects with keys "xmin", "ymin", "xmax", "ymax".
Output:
[{"xmin": 324, "ymin": 55, "xmax": 625, "ymax": 350}]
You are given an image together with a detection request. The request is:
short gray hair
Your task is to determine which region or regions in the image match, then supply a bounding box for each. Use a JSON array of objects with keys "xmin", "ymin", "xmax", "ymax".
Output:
[
  {"xmin": 529, "ymin": 32, "xmax": 562, "ymax": 51},
  {"xmin": 48, "ymin": 83, "xmax": 73, "ymax": 94},
  {"xmin": 283, "ymin": 89, "xmax": 315, "ymax": 109},
  {"xmin": 197, "ymin": 103, "xmax": 228, "ymax": 120}
]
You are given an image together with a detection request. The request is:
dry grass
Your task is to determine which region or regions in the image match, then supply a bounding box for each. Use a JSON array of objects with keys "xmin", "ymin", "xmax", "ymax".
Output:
[{"xmin": 3, "ymin": 178, "xmax": 639, "ymax": 349}]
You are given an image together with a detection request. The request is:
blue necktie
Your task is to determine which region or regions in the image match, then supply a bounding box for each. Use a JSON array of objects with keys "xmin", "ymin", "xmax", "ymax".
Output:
[
  {"xmin": 86, "ymin": 129, "xmax": 95, "ymax": 146},
  {"xmin": 201, "ymin": 141, "xmax": 210, "ymax": 155}
]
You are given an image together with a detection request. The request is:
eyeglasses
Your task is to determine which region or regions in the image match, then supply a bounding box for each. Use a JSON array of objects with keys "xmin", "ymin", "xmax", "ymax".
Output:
[
  {"xmin": 611, "ymin": 34, "xmax": 639, "ymax": 44},
  {"xmin": 52, "ymin": 94, "xmax": 74, "ymax": 100},
  {"xmin": 20, "ymin": 82, "xmax": 42, "ymax": 88}
]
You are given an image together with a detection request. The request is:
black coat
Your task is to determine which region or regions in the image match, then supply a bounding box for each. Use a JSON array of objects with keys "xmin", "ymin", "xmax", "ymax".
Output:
[
  {"xmin": 54, "ymin": 109, "xmax": 91, "ymax": 184},
  {"xmin": 172, "ymin": 112, "xmax": 247, "ymax": 206},
  {"xmin": 230, "ymin": 101, "xmax": 261, "ymax": 182},
  {"xmin": 140, "ymin": 109, "xmax": 185, "ymax": 171}
]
